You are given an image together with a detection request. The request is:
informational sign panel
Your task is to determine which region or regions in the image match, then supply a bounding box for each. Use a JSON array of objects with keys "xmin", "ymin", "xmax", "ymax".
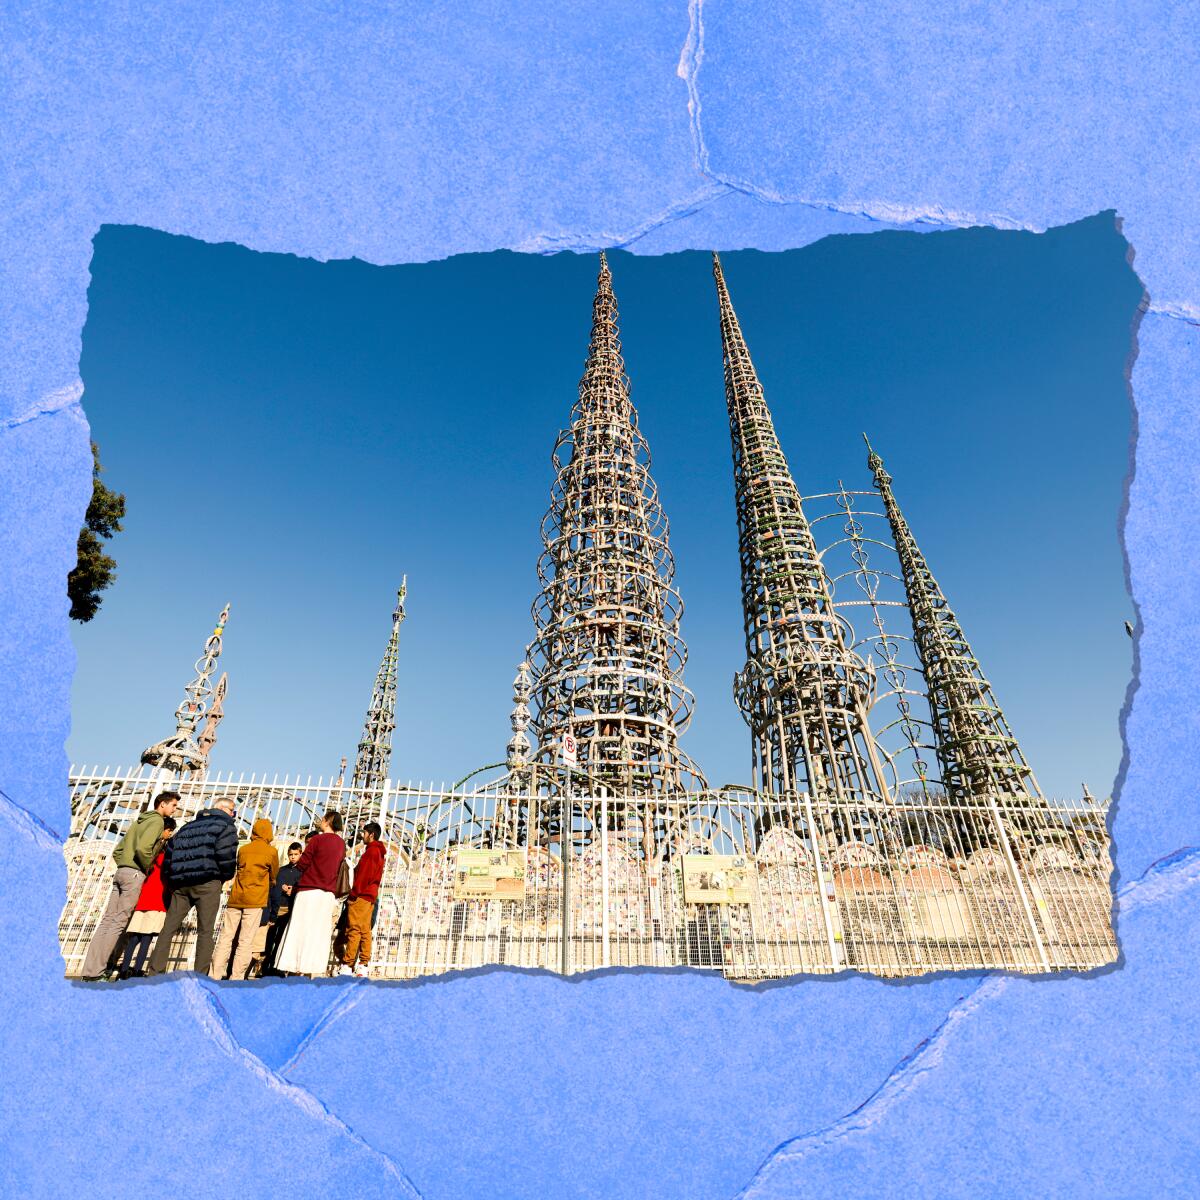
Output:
[
  {"xmin": 682, "ymin": 854, "xmax": 753, "ymax": 904},
  {"xmin": 453, "ymin": 848, "xmax": 527, "ymax": 901},
  {"xmin": 561, "ymin": 732, "xmax": 578, "ymax": 767}
]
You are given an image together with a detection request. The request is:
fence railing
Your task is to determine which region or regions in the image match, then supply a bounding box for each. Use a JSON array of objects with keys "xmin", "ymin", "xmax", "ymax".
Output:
[{"xmin": 61, "ymin": 766, "xmax": 1117, "ymax": 980}]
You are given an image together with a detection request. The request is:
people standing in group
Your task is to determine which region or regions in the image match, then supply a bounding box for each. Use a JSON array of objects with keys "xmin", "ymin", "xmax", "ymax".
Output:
[
  {"xmin": 260, "ymin": 841, "xmax": 304, "ymax": 976},
  {"xmin": 115, "ymin": 815, "xmax": 177, "ymax": 979},
  {"xmin": 80, "ymin": 791, "xmax": 180, "ymax": 981},
  {"xmin": 338, "ymin": 822, "xmax": 387, "ymax": 978},
  {"xmin": 274, "ymin": 811, "xmax": 347, "ymax": 977},
  {"xmin": 209, "ymin": 817, "xmax": 279, "ymax": 981},
  {"xmin": 145, "ymin": 796, "xmax": 239, "ymax": 975}
]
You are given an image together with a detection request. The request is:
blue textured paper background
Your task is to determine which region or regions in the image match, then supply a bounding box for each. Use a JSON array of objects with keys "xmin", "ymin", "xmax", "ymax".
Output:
[{"xmin": 2, "ymin": 4, "xmax": 1197, "ymax": 1196}]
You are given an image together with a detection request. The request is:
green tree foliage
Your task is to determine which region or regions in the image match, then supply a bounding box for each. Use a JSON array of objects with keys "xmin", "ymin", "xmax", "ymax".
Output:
[{"xmin": 68, "ymin": 442, "xmax": 126, "ymax": 622}]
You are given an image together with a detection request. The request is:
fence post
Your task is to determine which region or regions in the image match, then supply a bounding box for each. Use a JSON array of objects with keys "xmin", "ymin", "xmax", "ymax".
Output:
[
  {"xmin": 560, "ymin": 775, "xmax": 572, "ymax": 976},
  {"xmin": 985, "ymin": 794, "xmax": 1051, "ymax": 971},
  {"xmin": 378, "ymin": 777, "xmax": 391, "ymax": 827},
  {"xmin": 799, "ymin": 790, "xmax": 842, "ymax": 971},
  {"xmin": 600, "ymin": 787, "xmax": 610, "ymax": 969}
]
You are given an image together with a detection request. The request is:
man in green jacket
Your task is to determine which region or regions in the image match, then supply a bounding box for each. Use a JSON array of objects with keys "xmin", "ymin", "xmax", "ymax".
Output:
[{"xmin": 80, "ymin": 790, "xmax": 180, "ymax": 980}]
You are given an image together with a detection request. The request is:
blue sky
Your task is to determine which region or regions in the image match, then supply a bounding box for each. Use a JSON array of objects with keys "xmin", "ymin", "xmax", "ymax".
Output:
[{"xmin": 70, "ymin": 216, "xmax": 1142, "ymax": 798}]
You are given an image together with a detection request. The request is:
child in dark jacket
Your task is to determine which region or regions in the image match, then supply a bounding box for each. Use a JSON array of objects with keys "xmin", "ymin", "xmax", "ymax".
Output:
[{"xmin": 261, "ymin": 842, "xmax": 304, "ymax": 976}]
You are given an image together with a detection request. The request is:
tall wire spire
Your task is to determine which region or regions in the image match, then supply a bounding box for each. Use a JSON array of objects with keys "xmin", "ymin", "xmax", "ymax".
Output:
[
  {"xmin": 529, "ymin": 252, "xmax": 706, "ymax": 825},
  {"xmin": 713, "ymin": 253, "xmax": 890, "ymax": 813},
  {"xmin": 347, "ymin": 579, "xmax": 407, "ymax": 829},
  {"xmin": 141, "ymin": 603, "xmax": 231, "ymax": 779},
  {"xmin": 865, "ymin": 437, "xmax": 1040, "ymax": 805}
]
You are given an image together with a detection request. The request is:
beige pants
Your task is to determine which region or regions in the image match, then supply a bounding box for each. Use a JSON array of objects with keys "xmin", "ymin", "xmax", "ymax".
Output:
[{"xmin": 209, "ymin": 907, "xmax": 265, "ymax": 980}]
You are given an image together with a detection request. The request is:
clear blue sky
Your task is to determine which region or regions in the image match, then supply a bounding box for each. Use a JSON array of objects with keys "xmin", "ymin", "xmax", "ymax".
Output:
[{"xmin": 70, "ymin": 216, "xmax": 1142, "ymax": 798}]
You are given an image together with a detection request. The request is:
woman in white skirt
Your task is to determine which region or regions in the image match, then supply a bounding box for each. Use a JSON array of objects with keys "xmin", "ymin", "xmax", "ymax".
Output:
[
  {"xmin": 274, "ymin": 810, "xmax": 347, "ymax": 977},
  {"xmin": 116, "ymin": 816, "xmax": 177, "ymax": 979}
]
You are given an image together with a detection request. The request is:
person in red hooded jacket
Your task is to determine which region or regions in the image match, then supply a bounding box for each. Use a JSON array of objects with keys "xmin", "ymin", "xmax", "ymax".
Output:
[{"xmin": 337, "ymin": 821, "xmax": 387, "ymax": 978}]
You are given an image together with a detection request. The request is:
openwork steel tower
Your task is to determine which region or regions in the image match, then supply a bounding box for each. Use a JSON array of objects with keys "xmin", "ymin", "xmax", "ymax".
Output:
[
  {"xmin": 529, "ymin": 253, "xmax": 706, "ymax": 806},
  {"xmin": 141, "ymin": 603, "xmax": 230, "ymax": 779},
  {"xmin": 713, "ymin": 254, "xmax": 890, "ymax": 811},
  {"xmin": 347, "ymin": 580, "xmax": 407, "ymax": 828},
  {"xmin": 865, "ymin": 439, "xmax": 1041, "ymax": 806}
]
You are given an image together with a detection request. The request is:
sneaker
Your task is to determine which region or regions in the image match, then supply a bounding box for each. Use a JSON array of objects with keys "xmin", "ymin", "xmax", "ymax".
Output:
[
  {"xmin": 337, "ymin": 964, "xmax": 354, "ymax": 977},
  {"xmin": 353, "ymin": 963, "xmax": 370, "ymax": 978}
]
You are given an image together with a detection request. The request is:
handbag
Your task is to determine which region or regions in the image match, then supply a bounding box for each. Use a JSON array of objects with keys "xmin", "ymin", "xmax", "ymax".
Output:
[{"xmin": 335, "ymin": 855, "xmax": 352, "ymax": 900}]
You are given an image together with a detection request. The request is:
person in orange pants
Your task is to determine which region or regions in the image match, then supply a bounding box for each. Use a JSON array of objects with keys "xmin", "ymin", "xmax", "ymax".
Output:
[{"xmin": 338, "ymin": 821, "xmax": 387, "ymax": 978}]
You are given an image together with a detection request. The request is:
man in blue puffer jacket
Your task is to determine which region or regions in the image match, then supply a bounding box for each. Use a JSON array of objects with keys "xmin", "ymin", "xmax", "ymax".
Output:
[{"xmin": 146, "ymin": 797, "xmax": 240, "ymax": 975}]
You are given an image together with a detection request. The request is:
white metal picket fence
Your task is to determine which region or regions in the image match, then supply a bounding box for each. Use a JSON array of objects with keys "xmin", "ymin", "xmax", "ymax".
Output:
[{"xmin": 61, "ymin": 766, "xmax": 1117, "ymax": 980}]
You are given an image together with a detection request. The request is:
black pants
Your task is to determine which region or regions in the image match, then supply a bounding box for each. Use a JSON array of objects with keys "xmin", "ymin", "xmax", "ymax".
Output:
[
  {"xmin": 119, "ymin": 932, "xmax": 156, "ymax": 976},
  {"xmin": 147, "ymin": 880, "xmax": 223, "ymax": 974},
  {"xmin": 261, "ymin": 913, "xmax": 290, "ymax": 975}
]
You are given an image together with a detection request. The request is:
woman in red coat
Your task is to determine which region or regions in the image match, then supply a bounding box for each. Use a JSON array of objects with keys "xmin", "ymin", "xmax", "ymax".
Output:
[{"xmin": 117, "ymin": 816, "xmax": 176, "ymax": 979}]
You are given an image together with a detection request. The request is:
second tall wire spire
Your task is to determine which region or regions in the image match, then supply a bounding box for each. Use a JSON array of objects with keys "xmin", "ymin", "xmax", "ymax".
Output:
[{"xmin": 712, "ymin": 252, "xmax": 893, "ymax": 832}]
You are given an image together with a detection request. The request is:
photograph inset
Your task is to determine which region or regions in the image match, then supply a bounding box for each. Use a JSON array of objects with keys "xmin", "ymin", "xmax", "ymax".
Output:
[{"xmin": 61, "ymin": 222, "xmax": 1138, "ymax": 982}]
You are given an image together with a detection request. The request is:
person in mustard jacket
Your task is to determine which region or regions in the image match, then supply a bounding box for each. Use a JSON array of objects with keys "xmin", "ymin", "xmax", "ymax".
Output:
[{"xmin": 209, "ymin": 817, "xmax": 279, "ymax": 980}]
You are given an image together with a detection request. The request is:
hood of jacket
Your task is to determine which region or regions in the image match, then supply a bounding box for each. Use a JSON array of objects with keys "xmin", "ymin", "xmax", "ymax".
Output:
[{"xmin": 228, "ymin": 819, "xmax": 281, "ymax": 909}]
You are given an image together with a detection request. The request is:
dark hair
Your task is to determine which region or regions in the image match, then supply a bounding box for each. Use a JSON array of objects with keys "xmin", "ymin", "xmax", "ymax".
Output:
[
  {"xmin": 154, "ymin": 791, "xmax": 181, "ymax": 810},
  {"xmin": 323, "ymin": 810, "xmax": 343, "ymax": 834},
  {"xmin": 363, "ymin": 821, "xmax": 382, "ymax": 840},
  {"xmin": 305, "ymin": 828, "xmax": 320, "ymax": 843},
  {"xmin": 288, "ymin": 841, "xmax": 303, "ymax": 852},
  {"xmin": 161, "ymin": 816, "xmax": 177, "ymax": 832}
]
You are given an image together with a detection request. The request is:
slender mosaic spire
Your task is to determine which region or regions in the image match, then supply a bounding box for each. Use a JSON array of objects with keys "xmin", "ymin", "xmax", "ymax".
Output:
[
  {"xmin": 195, "ymin": 671, "xmax": 227, "ymax": 773},
  {"xmin": 865, "ymin": 437, "xmax": 1040, "ymax": 804},
  {"xmin": 713, "ymin": 253, "xmax": 889, "ymax": 808},
  {"xmin": 529, "ymin": 252, "xmax": 706, "ymax": 810},
  {"xmin": 141, "ymin": 603, "xmax": 231, "ymax": 778},
  {"xmin": 347, "ymin": 580, "xmax": 407, "ymax": 827},
  {"xmin": 495, "ymin": 660, "xmax": 534, "ymax": 848},
  {"xmin": 506, "ymin": 660, "xmax": 534, "ymax": 787}
]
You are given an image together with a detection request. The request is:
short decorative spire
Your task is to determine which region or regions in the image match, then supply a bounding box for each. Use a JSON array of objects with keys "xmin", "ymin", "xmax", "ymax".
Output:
[
  {"xmin": 865, "ymin": 438, "xmax": 1040, "ymax": 804},
  {"xmin": 506, "ymin": 660, "xmax": 533, "ymax": 782},
  {"xmin": 141, "ymin": 603, "xmax": 231, "ymax": 778},
  {"xmin": 347, "ymin": 580, "xmax": 407, "ymax": 829},
  {"xmin": 195, "ymin": 671, "xmax": 227, "ymax": 773}
]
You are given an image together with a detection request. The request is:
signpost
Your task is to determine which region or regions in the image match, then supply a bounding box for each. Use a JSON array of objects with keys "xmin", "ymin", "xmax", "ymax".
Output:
[
  {"xmin": 600, "ymin": 785, "xmax": 610, "ymax": 968},
  {"xmin": 560, "ymin": 734, "xmax": 576, "ymax": 974}
]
